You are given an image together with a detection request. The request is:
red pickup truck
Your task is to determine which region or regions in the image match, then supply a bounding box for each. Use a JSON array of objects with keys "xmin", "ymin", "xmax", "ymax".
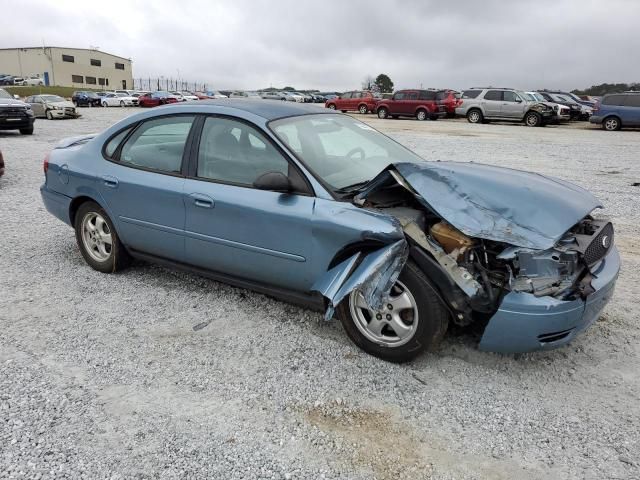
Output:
[
  {"xmin": 325, "ymin": 90, "xmax": 380, "ymax": 114},
  {"xmin": 375, "ymin": 89, "xmax": 446, "ymax": 121}
]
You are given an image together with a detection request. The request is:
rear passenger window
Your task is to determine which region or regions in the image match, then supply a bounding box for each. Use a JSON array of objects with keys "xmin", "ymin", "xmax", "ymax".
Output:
[
  {"xmin": 603, "ymin": 95, "xmax": 623, "ymax": 106},
  {"xmin": 503, "ymin": 91, "xmax": 518, "ymax": 102},
  {"xmin": 104, "ymin": 127, "xmax": 132, "ymax": 158},
  {"xmin": 484, "ymin": 90, "xmax": 502, "ymax": 101},
  {"xmin": 352, "ymin": 92, "xmax": 362, "ymax": 98},
  {"xmin": 394, "ymin": 92, "xmax": 406, "ymax": 100},
  {"xmin": 196, "ymin": 117, "xmax": 289, "ymax": 186},
  {"xmin": 119, "ymin": 116, "xmax": 194, "ymax": 173},
  {"xmin": 406, "ymin": 92, "xmax": 418, "ymax": 100},
  {"xmin": 418, "ymin": 91, "xmax": 436, "ymax": 100},
  {"xmin": 341, "ymin": 92, "xmax": 352, "ymax": 99},
  {"xmin": 462, "ymin": 90, "xmax": 481, "ymax": 99},
  {"xmin": 627, "ymin": 95, "xmax": 640, "ymax": 107}
]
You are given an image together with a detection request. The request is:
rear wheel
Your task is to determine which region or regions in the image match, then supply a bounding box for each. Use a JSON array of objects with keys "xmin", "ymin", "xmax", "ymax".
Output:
[
  {"xmin": 74, "ymin": 201, "xmax": 131, "ymax": 273},
  {"xmin": 337, "ymin": 260, "xmax": 449, "ymax": 363},
  {"xmin": 467, "ymin": 109, "xmax": 483, "ymax": 123},
  {"xmin": 327, "ymin": 104, "xmax": 336, "ymax": 110},
  {"xmin": 341, "ymin": 110, "xmax": 347, "ymax": 113},
  {"xmin": 46, "ymin": 110, "xmax": 53, "ymax": 120},
  {"xmin": 377, "ymin": 107, "xmax": 389, "ymax": 119},
  {"xmin": 102, "ymin": 101, "xmax": 108, "ymax": 107},
  {"xmin": 358, "ymin": 104, "xmax": 368, "ymax": 114},
  {"xmin": 603, "ymin": 116, "xmax": 621, "ymax": 131}
]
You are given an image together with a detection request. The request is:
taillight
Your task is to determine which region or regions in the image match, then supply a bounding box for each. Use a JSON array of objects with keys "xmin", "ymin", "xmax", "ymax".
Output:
[
  {"xmin": 593, "ymin": 101, "xmax": 600, "ymax": 112},
  {"xmin": 43, "ymin": 153, "xmax": 50, "ymax": 174}
]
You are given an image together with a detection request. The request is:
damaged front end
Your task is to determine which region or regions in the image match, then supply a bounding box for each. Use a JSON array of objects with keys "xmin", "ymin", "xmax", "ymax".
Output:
[{"xmin": 315, "ymin": 161, "xmax": 620, "ymax": 354}]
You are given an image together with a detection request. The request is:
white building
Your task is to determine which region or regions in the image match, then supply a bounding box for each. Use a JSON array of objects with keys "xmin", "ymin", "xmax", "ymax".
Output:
[{"xmin": 0, "ymin": 46, "xmax": 133, "ymax": 89}]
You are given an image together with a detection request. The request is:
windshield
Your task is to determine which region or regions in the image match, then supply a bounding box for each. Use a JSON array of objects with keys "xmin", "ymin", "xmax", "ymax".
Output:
[
  {"xmin": 270, "ymin": 114, "xmax": 425, "ymax": 191},
  {"xmin": 521, "ymin": 93, "xmax": 535, "ymax": 101},
  {"xmin": 530, "ymin": 92, "xmax": 545, "ymax": 102},
  {"xmin": 41, "ymin": 95, "xmax": 65, "ymax": 102},
  {"xmin": 0, "ymin": 89, "xmax": 12, "ymax": 99}
]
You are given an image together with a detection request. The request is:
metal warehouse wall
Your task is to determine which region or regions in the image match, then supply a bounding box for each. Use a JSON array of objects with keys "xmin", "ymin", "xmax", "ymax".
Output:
[{"xmin": 0, "ymin": 47, "xmax": 133, "ymax": 89}]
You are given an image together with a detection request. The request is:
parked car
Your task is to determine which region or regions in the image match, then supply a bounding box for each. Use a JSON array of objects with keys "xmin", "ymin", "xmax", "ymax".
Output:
[
  {"xmin": 283, "ymin": 92, "xmax": 304, "ymax": 102},
  {"xmin": 294, "ymin": 92, "xmax": 313, "ymax": 103},
  {"xmin": 311, "ymin": 94, "xmax": 326, "ymax": 103},
  {"xmin": 72, "ymin": 91, "xmax": 102, "ymax": 107},
  {"xmin": 0, "ymin": 149, "xmax": 4, "ymax": 178},
  {"xmin": 39, "ymin": 100, "xmax": 620, "ymax": 362},
  {"xmin": 202, "ymin": 91, "xmax": 228, "ymax": 99},
  {"xmin": 11, "ymin": 77, "xmax": 26, "ymax": 86},
  {"xmin": 536, "ymin": 92, "xmax": 583, "ymax": 120},
  {"xmin": 435, "ymin": 89, "xmax": 461, "ymax": 117},
  {"xmin": 26, "ymin": 95, "xmax": 80, "ymax": 119},
  {"xmin": 100, "ymin": 92, "xmax": 138, "ymax": 107},
  {"xmin": 261, "ymin": 91, "xmax": 288, "ymax": 101},
  {"xmin": 376, "ymin": 89, "xmax": 446, "ymax": 121},
  {"xmin": 174, "ymin": 91, "xmax": 199, "ymax": 101},
  {"xmin": 524, "ymin": 92, "xmax": 571, "ymax": 122},
  {"xmin": 456, "ymin": 88, "xmax": 555, "ymax": 126},
  {"xmin": 170, "ymin": 92, "xmax": 186, "ymax": 102},
  {"xmin": 0, "ymin": 88, "xmax": 35, "ymax": 134},
  {"xmin": 589, "ymin": 92, "xmax": 640, "ymax": 131},
  {"xmin": 0, "ymin": 75, "xmax": 14, "ymax": 85},
  {"xmin": 137, "ymin": 91, "xmax": 179, "ymax": 107},
  {"xmin": 229, "ymin": 91, "xmax": 262, "ymax": 99},
  {"xmin": 23, "ymin": 76, "xmax": 44, "ymax": 86},
  {"xmin": 546, "ymin": 92, "xmax": 593, "ymax": 120},
  {"xmin": 325, "ymin": 90, "xmax": 380, "ymax": 114},
  {"xmin": 114, "ymin": 89, "xmax": 136, "ymax": 96}
]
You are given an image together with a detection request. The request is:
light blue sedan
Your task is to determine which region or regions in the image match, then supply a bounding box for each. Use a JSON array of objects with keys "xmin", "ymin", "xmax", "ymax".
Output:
[{"xmin": 41, "ymin": 100, "xmax": 619, "ymax": 362}]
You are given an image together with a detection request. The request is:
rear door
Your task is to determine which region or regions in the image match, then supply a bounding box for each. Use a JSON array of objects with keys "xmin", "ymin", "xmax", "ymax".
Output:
[
  {"xmin": 98, "ymin": 114, "xmax": 196, "ymax": 261},
  {"xmin": 501, "ymin": 90, "xmax": 526, "ymax": 119},
  {"xmin": 622, "ymin": 95, "xmax": 640, "ymax": 126},
  {"xmin": 183, "ymin": 115, "xmax": 315, "ymax": 290},
  {"xmin": 336, "ymin": 91, "xmax": 352, "ymax": 110},
  {"xmin": 482, "ymin": 90, "xmax": 503, "ymax": 117}
]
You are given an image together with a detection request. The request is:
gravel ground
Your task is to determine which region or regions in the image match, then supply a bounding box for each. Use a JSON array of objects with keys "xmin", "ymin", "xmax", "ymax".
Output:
[{"xmin": 1, "ymin": 107, "xmax": 639, "ymax": 480}]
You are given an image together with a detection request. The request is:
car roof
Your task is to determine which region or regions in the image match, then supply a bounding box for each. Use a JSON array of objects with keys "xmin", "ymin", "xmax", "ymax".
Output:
[{"xmin": 176, "ymin": 99, "xmax": 334, "ymax": 120}]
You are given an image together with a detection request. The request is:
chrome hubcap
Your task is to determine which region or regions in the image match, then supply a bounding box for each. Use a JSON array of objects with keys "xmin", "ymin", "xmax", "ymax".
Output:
[
  {"xmin": 605, "ymin": 119, "xmax": 617, "ymax": 130},
  {"xmin": 417, "ymin": 111, "xmax": 426, "ymax": 120},
  {"xmin": 527, "ymin": 114, "xmax": 537, "ymax": 126},
  {"xmin": 469, "ymin": 112, "xmax": 479, "ymax": 122},
  {"xmin": 359, "ymin": 106, "xmax": 367, "ymax": 113},
  {"xmin": 379, "ymin": 109, "xmax": 387, "ymax": 118},
  {"xmin": 349, "ymin": 280, "xmax": 419, "ymax": 347},
  {"xmin": 81, "ymin": 212, "xmax": 113, "ymax": 262}
]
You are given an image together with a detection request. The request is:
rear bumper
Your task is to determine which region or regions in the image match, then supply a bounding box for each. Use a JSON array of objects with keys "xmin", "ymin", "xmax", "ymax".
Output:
[
  {"xmin": 479, "ymin": 246, "xmax": 620, "ymax": 353},
  {"xmin": 41, "ymin": 184, "xmax": 72, "ymax": 226},
  {"xmin": 589, "ymin": 115, "xmax": 603, "ymax": 124}
]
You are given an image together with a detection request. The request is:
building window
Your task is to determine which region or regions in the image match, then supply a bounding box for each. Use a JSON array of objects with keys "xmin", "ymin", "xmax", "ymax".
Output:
[
  {"xmin": 98, "ymin": 78, "xmax": 109, "ymax": 86},
  {"xmin": 115, "ymin": 62, "xmax": 125, "ymax": 70},
  {"xmin": 90, "ymin": 59, "xmax": 102, "ymax": 67},
  {"xmin": 62, "ymin": 54, "xmax": 75, "ymax": 63},
  {"xmin": 72, "ymin": 75, "xmax": 84, "ymax": 83},
  {"xmin": 86, "ymin": 76, "xmax": 97, "ymax": 85}
]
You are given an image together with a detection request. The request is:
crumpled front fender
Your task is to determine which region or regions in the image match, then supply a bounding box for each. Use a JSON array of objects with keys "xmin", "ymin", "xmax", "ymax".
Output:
[{"xmin": 312, "ymin": 239, "xmax": 408, "ymax": 320}]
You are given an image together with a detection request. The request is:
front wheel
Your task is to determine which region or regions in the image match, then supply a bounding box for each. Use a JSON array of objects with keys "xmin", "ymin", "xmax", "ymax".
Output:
[
  {"xmin": 467, "ymin": 109, "xmax": 483, "ymax": 124},
  {"xmin": 74, "ymin": 201, "xmax": 131, "ymax": 273},
  {"xmin": 46, "ymin": 110, "xmax": 53, "ymax": 120},
  {"xmin": 603, "ymin": 116, "xmax": 621, "ymax": 131},
  {"xmin": 337, "ymin": 260, "xmax": 449, "ymax": 363},
  {"xmin": 358, "ymin": 104, "xmax": 368, "ymax": 114},
  {"xmin": 19, "ymin": 126, "xmax": 33, "ymax": 135},
  {"xmin": 327, "ymin": 104, "xmax": 336, "ymax": 110},
  {"xmin": 120, "ymin": 100, "xmax": 125, "ymax": 107},
  {"xmin": 102, "ymin": 102, "xmax": 108, "ymax": 107},
  {"xmin": 525, "ymin": 111, "xmax": 542, "ymax": 127},
  {"xmin": 415, "ymin": 109, "xmax": 427, "ymax": 121}
]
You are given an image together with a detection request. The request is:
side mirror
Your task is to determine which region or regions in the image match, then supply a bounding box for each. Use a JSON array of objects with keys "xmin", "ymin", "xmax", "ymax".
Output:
[
  {"xmin": 253, "ymin": 171, "xmax": 291, "ymax": 193},
  {"xmin": 13, "ymin": 94, "xmax": 20, "ymax": 100},
  {"xmin": 515, "ymin": 98, "xmax": 522, "ymax": 103}
]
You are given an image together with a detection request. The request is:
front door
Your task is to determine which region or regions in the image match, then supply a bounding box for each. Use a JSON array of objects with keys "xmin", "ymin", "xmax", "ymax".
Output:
[
  {"xmin": 183, "ymin": 116, "xmax": 315, "ymax": 290},
  {"xmin": 98, "ymin": 115, "xmax": 196, "ymax": 261},
  {"xmin": 501, "ymin": 90, "xmax": 526, "ymax": 118}
]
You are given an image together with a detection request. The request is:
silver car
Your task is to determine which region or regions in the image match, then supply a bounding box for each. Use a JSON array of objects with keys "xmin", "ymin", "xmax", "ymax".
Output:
[
  {"xmin": 455, "ymin": 88, "xmax": 555, "ymax": 127},
  {"xmin": 261, "ymin": 91, "xmax": 288, "ymax": 101},
  {"xmin": 25, "ymin": 94, "xmax": 79, "ymax": 119}
]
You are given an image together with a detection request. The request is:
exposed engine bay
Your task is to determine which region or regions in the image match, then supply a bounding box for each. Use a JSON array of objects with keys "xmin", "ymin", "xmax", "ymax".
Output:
[{"xmin": 355, "ymin": 176, "xmax": 614, "ymax": 326}]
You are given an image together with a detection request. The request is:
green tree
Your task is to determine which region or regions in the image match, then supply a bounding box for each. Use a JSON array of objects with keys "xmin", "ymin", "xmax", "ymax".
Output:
[{"xmin": 375, "ymin": 74, "xmax": 394, "ymax": 93}]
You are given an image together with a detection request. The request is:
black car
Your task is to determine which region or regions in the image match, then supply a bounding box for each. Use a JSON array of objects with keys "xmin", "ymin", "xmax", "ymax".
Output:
[
  {"xmin": 537, "ymin": 91, "xmax": 583, "ymax": 120},
  {"xmin": 72, "ymin": 91, "xmax": 102, "ymax": 107},
  {"xmin": 0, "ymin": 75, "xmax": 16, "ymax": 86},
  {"xmin": 0, "ymin": 88, "xmax": 35, "ymax": 135}
]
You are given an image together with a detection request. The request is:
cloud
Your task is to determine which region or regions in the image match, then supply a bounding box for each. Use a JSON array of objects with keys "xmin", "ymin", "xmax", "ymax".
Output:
[{"xmin": 1, "ymin": 0, "xmax": 638, "ymax": 91}]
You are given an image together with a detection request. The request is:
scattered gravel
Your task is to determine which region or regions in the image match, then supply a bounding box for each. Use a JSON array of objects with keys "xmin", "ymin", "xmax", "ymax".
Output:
[{"xmin": 1, "ymin": 108, "xmax": 639, "ymax": 479}]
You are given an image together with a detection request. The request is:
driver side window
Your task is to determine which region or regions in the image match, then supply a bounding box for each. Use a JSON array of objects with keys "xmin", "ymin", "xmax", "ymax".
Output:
[
  {"xmin": 503, "ymin": 91, "xmax": 519, "ymax": 102},
  {"xmin": 196, "ymin": 117, "xmax": 289, "ymax": 186}
]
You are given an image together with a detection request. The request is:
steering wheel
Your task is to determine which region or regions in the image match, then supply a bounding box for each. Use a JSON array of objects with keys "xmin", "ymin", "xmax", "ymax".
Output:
[{"xmin": 346, "ymin": 147, "xmax": 365, "ymax": 160}]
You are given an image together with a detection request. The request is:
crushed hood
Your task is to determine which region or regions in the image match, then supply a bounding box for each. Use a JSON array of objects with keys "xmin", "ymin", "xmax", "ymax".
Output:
[{"xmin": 366, "ymin": 162, "xmax": 602, "ymax": 250}]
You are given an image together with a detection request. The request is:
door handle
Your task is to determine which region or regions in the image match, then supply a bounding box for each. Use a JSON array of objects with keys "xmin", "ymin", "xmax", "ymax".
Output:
[
  {"xmin": 188, "ymin": 193, "xmax": 215, "ymax": 208},
  {"xmin": 102, "ymin": 175, "xmax": 119, "ymax": 188}
]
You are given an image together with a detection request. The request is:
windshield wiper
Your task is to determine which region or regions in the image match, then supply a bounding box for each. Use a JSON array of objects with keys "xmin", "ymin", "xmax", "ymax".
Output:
[{"xmin": 334, "ymin": 181, "xmax": 371, "ymax": 194}]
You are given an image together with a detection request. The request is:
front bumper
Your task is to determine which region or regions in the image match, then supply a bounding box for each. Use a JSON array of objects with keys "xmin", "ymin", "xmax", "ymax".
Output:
[
  {"xmin": 0, "ymin": 115, "xmax": 35, "ymax": 130},
  {"xmin": 479, "ymin": 246, "xmax": 620, "ymax": 353},
  {"xmin": 589, "ymin": 115, "xmax": 603, "ymax": 125}
]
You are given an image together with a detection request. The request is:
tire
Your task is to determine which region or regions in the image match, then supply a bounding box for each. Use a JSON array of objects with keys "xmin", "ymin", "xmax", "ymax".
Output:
[
  {"xmin": 327, "ymin": 104, "xmax": 336, "ymax": 110},
  {"xmin": 603, "ymin": 116, "xmax": 621, "ymax": 131},
  {"xmin": 46, "ymin": 110, "xmax": 53, "ymax": 120},
  {"xmin": 429, "ymin": 114, "xmax": 439, "ymax": 121},
  {"xmin": 74, "ymin": 201, "xmax": 131, "ymax": 273},
  {"xmin": 341, "ymin": 110, "xmax": 347, "ymax": 113},
  {"xmin": 415, "ymin": 109, "xmax": 427, "ymax": 121},
  {"xmin": 120, "ymin": 100, "xmax": 125, "ymax": 107},
  {"xmin": 102, "ymin": 102, "xmax": 108, "ymax": 107},
  {"xmin": 377, "ymin": 107, "xmax": 389, "ymax": 119},
  {"xmin": 358, "ymin": 104, "xmax": 368, "ymax": 114},
  {"xmin": 467, "ymin": 109, "xmax": 483, "ymax": 124},
  {"xmin": 19, "ymin": 126, "xmax": 34, "ymax": 135},
  {"xmin": 525, "ymin": 111, "xmax": 542, "ymax": 127},
  {"xmin": 337, "ymin": 260, "xmax": 449, "ymax": 363}
]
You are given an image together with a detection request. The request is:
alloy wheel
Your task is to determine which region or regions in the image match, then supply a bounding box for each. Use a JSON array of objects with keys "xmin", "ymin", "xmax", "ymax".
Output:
[
  {"xmin": 349, "ymin": 280, "xmax": 419, "ymax": 347},
  {"xmin": 468, "ymin": 111, "xmax": 480, "ymax": 123},
  {"xmin": 81, "ymin": 212, "xmax": 113, "ymax": 262},
  {"xmin": 604, "ymin": 118, "xmax": 619, "ymax": 131},
  {"xmin": 359, "ymin": 105, "xmax": 367, "ymax": 114}
]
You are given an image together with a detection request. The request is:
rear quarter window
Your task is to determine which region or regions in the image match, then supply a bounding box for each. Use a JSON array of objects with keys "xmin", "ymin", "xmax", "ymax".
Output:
[
  {"xmin": 462, "ymin": 90, "xmax": 481, "ymax": 99},
  {"xmin": 104, "ymin": 127, "xmax": 133, "ymax": 158},
  {"xmin": 602, "ymin": 95, "xmax": 624, "ymax": 106}
]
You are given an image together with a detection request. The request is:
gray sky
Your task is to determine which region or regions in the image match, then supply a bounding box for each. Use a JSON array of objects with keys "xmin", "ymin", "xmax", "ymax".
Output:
[{"xmin": 2, "ymin": 0, "xmax": 638, "ymax": 91}]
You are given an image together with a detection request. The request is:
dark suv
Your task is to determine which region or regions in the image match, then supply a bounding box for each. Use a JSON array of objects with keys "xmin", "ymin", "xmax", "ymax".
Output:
[
  {"xmin": 0, "ymin": 88, "xmax": 35, "ymax": 135},
  {"xmin": 590, "ymin": 92, "xmax": 640, "ymax": 131},
  {"xmin": 325, "ymin": 91, "xmax": 380, "ymax": 114},
  {"xmin": 375, "ymin": 89, "xmax": 446, "ymax": 120},
  {"xmin": 72, "ymin": 91, "xmax": 102, "ymax": 107}
]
